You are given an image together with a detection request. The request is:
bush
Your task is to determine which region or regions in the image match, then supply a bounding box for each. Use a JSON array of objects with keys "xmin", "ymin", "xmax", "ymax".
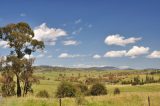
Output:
[
  {"xmin": 90, "ymin": 83, "xmax": 107, "ymax": 96},
  {"xmin": 85, "ymin": 78, "xmax": 99, "ymax": 85},
  {"xmin": 1, "ymin": 72, "xmax": 16, "ymax": 97},
  {"xmin": 1, "ymin": 82, "xmax": 16, "ymax": 97},
  {"xmin": 114, "ymin": 88, "xmax": 120, "ymax": 95},
  {"xmin": 56, "ymin": 81, "xmax": 76, "ymax": 98},
  {"xmin": 36, "ymin": 90, "xmax": 49, "ymax": 98},
  {"xmin": 76, "ymin": 83, "xmax": 88, "ymax": 94}
]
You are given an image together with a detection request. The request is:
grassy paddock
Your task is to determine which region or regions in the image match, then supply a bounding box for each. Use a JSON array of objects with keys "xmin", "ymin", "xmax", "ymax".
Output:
[
  {"xmin": 0, "ymin": 70, "xmax": 160, "ymax": 106},
  {"xmin": 1, "ymin": 92, "xmax": 160, "ymax": 106}
]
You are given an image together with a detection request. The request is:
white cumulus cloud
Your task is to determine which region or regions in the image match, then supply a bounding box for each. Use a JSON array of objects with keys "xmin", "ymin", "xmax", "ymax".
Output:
[
  {"xmin": 24, "ymin": 54, "xmax": 34, "ymax": 59},
  {"xmin": 58, "ymin": 53, "xmax": 69, "ymax": 58},
  {"xmin": 104, "ymin": 46, "xmax": 149, "ymax": 58},
  {"xmin": 33, "ymin": 23, "xmax": 67, "ymax": 45},
  {"xmin": 105, "ymin": 34, "xmax": 141, "ymax": 46},
  {"xmin": 93, "ymin": 54, "xmax": 101, "ymax": 59},
  {"xmin": 0, "ymin": 41, "xmax": 9, "ymax": 48},
  {"xmin": 63, "ymin": 40, "xmax": 79, "ymax": 46},
  {"xmin": 147, "ymin": 51, "xmax": 160, "ymax": 59},
  {"xmin": 126, "ymin": 46, "xmax": 149, "ymax": 58},
  {"xmin": 104, "ymin": 50, "xmax": 127, "ymax": 58},
  {"xmin": 58, "ymin": 53, "xmax": 85, "ymax": 58}
]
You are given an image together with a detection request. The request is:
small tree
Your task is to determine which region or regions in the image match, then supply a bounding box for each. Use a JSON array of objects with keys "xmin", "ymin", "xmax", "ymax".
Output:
[
  {"xmin": 76, "ymin": 83, "xmax": 88, "ymax": 94},
  {"xmin": 0, "ymin": 60, "xmax": 15, "ymax": 97},
  {"xmin": 21, "ymin": 58, "xmax": 36, "ymax": 96},
  {"xmin": 90, "ymin": 83, "xmax": 107, "ymax": 96},
  {"xmin": 114, "ymin": 88, "xmax": 120, "ymax": 95},
  {"xmin": 36, "ymin": 90, "xmax": 49, "ymax": 98},
  {"xmin": 56, "ymin": 81, "xmax": 76, "ymax": 98}
]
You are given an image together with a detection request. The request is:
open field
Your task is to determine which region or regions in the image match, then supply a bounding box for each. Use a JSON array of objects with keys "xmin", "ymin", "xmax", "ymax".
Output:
[
  {"xmin": 1, "ymin": 68, "xmax": 160, "ymax": 106},
  {"xmin": 1, "ymin": 92, "xmax": 160, "ymax": 106}
]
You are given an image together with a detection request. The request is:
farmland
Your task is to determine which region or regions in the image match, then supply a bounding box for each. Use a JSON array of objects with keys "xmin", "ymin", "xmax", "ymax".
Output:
[{"xmin": 1, "ymin": 67, "xmax": 160, "ymax": 106}]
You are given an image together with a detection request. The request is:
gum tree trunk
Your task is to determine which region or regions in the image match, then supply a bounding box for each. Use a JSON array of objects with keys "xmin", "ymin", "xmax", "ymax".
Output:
[{"xmin": 16, "ymin": 75, "xmax": 21, "ymax": 97}]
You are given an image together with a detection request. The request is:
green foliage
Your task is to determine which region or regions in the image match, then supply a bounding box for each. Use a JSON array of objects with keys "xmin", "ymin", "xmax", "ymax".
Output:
[
  {"xmin": 1, "ymin": 70, "xmax": 16, "ymax": 97},
  {"xmin": 85, "ymin": 77, "xmax": 100, "ymax": 85},
  {"xmin": 36, "ymin": 90, "xmax": 50, "ymax": 98},
  {"xmin": 145, "ymin": 75, "xmax": 155, "ymax": 83},
  {"xmin": 0, "ymin": 22, "xmax": 45, "ymax": 97},
  {"xmin": 121, "ymin": 80, "xmax": 131, "ymax": 85},
  {"xmin": 114, "ymin": 88, "xmax": 120, "ymax": 95},
  {"xmin": 21, "ymin": 58, "xmax": 36, "ymax": 96},
  {"xmin": 89, "ymin": 83, "xmax": 107, "ymax": 96},
  {"xmin": 76, "ymin": 83, "xmax": 88, "ymax": 94},
  {"xmin": 131, "ymin": 76, "xmax": 142, "ymax": 86},
  {"xmin": 56, "ymin": 81, "xmax": 76, "ymax": 98}
]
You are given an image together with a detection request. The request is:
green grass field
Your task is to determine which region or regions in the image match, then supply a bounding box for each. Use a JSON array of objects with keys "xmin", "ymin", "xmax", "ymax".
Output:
[{"xmin": 1, "ymin": 70, "xmax": 160, "ymax": 106}]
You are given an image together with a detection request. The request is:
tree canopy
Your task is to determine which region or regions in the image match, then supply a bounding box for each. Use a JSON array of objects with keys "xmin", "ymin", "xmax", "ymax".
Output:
[{"xmin": 0, "ymin": 22, "xmax": 45, "ymax": 97}]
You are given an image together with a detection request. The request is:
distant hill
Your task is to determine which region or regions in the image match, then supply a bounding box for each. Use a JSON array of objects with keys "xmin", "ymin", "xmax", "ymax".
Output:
[
  {"xmin": 34, "ymin": 65, "xmax": 138, "ymax": 72},
  {"xmin": 143, "ymin": 68, "xmax": 160, "ymax": 71},
  {"xmin": 33, "ymin": 65, "xmax": 160, "ymax": 72},
  {"xmin": 89, "ymin": 66, "xmax": 119, "ymax": 70}
]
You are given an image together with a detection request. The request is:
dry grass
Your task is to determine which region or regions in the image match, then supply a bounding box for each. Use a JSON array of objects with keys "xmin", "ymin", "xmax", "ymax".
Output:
[{"xmin": 0, "ymin": 92, "xmax": 160, "ymax": 106}]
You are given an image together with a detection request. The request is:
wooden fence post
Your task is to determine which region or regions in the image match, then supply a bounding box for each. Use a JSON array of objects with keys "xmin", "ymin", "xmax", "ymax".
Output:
[
  {"xmin": 148, "ymin": 96, "xmax": 150, "ymax": 106},
  {"xmin": 59, "ymin": 98, "xmax": 62, "ymax": 106}
]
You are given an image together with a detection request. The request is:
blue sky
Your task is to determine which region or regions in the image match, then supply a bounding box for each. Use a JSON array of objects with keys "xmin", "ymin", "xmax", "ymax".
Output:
[{"xmin": 0, "ymin": 0, "xmax": 160, "ymax": 69}]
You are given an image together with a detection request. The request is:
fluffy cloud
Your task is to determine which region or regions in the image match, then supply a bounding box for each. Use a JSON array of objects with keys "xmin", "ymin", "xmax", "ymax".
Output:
[
  {"xmin": 104, "ymin": 50, "xmax": 127, "ymax": 58},
  {"xmin": 24, "ymin": 54, "xmax": 44, "ymax": 59},
  {"xmin": 71, "ymin": 64, "xmax": 106, "ymax": 68},
  {"xmin": 33, "ymin": 23, "xmax": 67, "ymax": 45},
  {"xmin": 63, "ymin": 40, "xmax": 79, "ymax": 46},
  {"xmin": 58, "ymin": 53, "xmax": 68, "ymax": 58},
  {"xmin": 58, "ymin": 53, "xmax": 85, "ymax": 58},
  {"xmin": 0, "ymin": 41, "xmax": 9, "ymax": 48},
  {"xmin": 126, "ymin": 46, "xmax": 149, "ymax": 58},
  {"xmin": 24, "ymin": 54, "xmax": 34, "ymax": 59},
  {"xmin": 105, "ymin": 34, "xmax": 141, "ymax": 46},
  {"xmin": 93, "ymin": 54, "xmax": 101, "ymax": 59},
  {"xmin": 104, "ymin": 46, "xmax": 149, "ymax": 58},
  {"xmin": 147, "ymin": 51, "xmax": 160, "ymax": 59}
]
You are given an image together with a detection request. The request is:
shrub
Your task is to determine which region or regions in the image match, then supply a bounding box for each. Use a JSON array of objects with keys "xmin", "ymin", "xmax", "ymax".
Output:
[
  {"xmin": 1, "ymin": 72, "xmax": 16, "ymax": 97},
  {"xmin": 76, "ymin": 83, "xmax": 88, "ymax": 94},
  {"xmin": 36, "ymin": 90, "xmax": 49, "ymax": 98},
  {"xmin": 114, "ymin": 88, "xmax": 120, "ymax": 95},
  {"xmin": 85, "ymin": 78, "xmax": 99, "ymax": 85},
  {"xmin": 90, "ymin": 83, "xmax": 107, "ymax": 96},
  {"xmin": 56, "ymin": 81, "xmax": 76, "ymax": 98},
  {"xmin": 1, "ymin": 81, "xmax": 16, "ymax": 97},
  {"xmin": 121, "ymin": 80, "xmax": 131, "ymax": 85}
]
